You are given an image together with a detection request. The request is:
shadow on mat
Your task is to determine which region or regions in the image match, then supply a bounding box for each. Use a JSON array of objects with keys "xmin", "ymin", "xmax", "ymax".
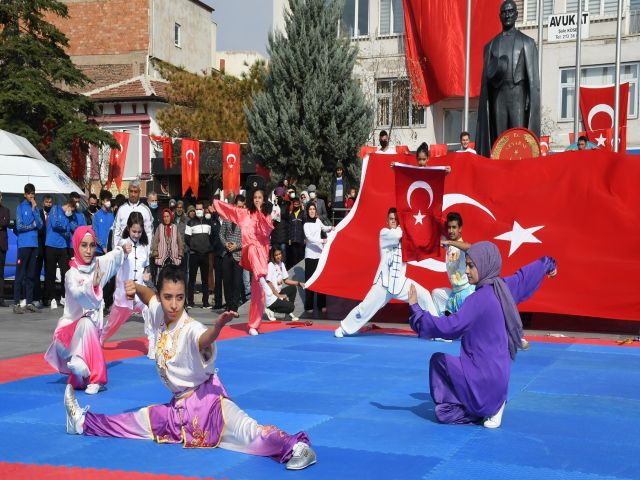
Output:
[{"xmin": 370, "ymin": 392, "xmax": 437, "ymax": 422}]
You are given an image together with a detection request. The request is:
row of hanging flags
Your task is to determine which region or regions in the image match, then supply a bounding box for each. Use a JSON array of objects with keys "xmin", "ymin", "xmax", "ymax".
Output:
[{"xmin": 71, "ymin": 133, "xmax": 244, "ymax": 199}]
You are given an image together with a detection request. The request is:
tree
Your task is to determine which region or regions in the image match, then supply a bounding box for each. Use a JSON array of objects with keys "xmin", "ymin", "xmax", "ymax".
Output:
[
  {"xmin": 0, "ymin": 0, "xmax": 115, "ymax": 170},
  {"xmin": 246, "ymin": 0, "xmax": 373, "ymax": 193}
]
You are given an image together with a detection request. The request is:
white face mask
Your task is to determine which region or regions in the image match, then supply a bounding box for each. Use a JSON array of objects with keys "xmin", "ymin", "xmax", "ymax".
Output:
[
  {"xmin": 65, "ymin": 210, "xmax": 73, "ymax": 217},
  {"xmin": 289, "ymin": 192, "xmax": 296, "ymax": 199},
  {"xmin": 195, "ymin": 210, "xmax": 204, "ymax": 218},
  {"xmin": 205, "ymin": 213, "xmax": 212, "ymax": 220}
]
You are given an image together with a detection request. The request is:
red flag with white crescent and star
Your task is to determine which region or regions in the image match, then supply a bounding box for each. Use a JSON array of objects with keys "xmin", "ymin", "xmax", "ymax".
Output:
[
  {"xmin": 394, "ymin": 164, "xmax": 446, "ymax": 262},
  {"xmin": 579, "ymin": 83, "xmax": 629, "ymax": 151},
  {"xmin": 306, "ymin": 151, "xmax": 640, "ymax": 321},
  {"xmin": 151, "ymin": 135, "xmax": 173, "ymax": 169},
  {"xmin": 222, "ymin": 142, "xmax": 241, "ymax": 200},
  {"xmin": 181, "ymin": 139, "xmax": 200, "ymax": 197},
  {"xmin": 107, "ymin": 131, "xmax": 130, "ymax": 190}
]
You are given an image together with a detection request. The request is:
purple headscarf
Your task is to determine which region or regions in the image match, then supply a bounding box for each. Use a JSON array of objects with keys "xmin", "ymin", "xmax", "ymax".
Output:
[{"xmin": 467, "ymin": 241, "xmax": 523, "ymax": 360}]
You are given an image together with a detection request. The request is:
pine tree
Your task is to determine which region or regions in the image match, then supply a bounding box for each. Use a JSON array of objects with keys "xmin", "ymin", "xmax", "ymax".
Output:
[
  {"xmin": 246, "ymin": 0, "xmax": 373, "ymax": 193},
  {"xmin": 0, "ymin": 0, "xmax": 114, "ymax": 170}
]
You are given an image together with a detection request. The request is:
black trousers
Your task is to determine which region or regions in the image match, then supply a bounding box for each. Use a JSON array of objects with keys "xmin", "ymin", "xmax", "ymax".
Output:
[
  {"xmin": 304, "ymin": 257, "xmax": 325, "ymax": 310},
  {"xmin": 45, "ymin": 247, "xmax": 69, "ymax": 303},
  {"xmin": 14, "ymin": 247, "xmax": 38, "ymax": 305},
  {"xmin": 212, "ymin": 254, "xmax": 223, "ymax": 306},
  {"xmin": 0, "ymin": 248, "xmax": 6, "ymax": 301},
  {"xmin": 222, "ymin": 254, "xmax": 243, "ymax": 311},
  {"xmin": 268, "ymin": 284, "xmax": 297, "ymax": 315},
  {"xmin": 188, "ymin": 252, "xmax": 210, "ymax": 305},
  {"xmin": 33, "ymin": 247, "xmax": 44, "ymax": 302},
  {"xmin": 287, "ymin": 242, "xmax": 305, "ymax": 269}
]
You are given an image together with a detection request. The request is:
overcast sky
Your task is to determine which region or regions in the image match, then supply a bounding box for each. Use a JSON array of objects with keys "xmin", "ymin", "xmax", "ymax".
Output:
[{"xmin": 209, "ymin": 1, "xmax": 273, "ymax": 56}]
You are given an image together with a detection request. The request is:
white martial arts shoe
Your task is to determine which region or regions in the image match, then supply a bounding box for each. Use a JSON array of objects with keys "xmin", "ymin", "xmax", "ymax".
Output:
[
  {"xmin": 50, "ymin": 299, "xmax": 58, "ymax": 309},
  {"xmin": 483, "ymin": 401, "xmax": 506, "ymax": 429},
  {"xmin": 67, "ymin": 356, "xmax": 89, "ymax": 380},
  {"xmin": 286, "ymin": 442, "xmax": 317, "ymax": 470},
  {"xmin": 85, "ymin": 384, "xmax": 103, "ymax": 395},
  {"xmin": 264, "ymin": 308, "xmax": 277, "ymax": 321},
  {"xmin": 288, "ymin": 313, "xmax": 299, "ymax": 322},
  {"xmin": 64, "ymin": 384, "xmax": 88, "ymax": 434},
  {"xmin": 521, "ymin": 338, "xmax": 530, "ymax": 350},
  {"xmin": 248, "ymin": 328, "xmax": 259, "ymax": 336},
  {"xmin": 334, "ymin": 326, "xmax": 346, "ymax": 338}
]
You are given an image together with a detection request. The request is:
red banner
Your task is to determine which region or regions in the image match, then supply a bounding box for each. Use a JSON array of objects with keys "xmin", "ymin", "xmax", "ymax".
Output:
[
  {"xmin": 107, "ymin": 131, "xmax": 130, "ymax": 190},
  {"xmin": 539, "ymin": 135, "xmax": 550, "ymax": 156},
  {"xmin": 403, "ymin": 0, "xmax": 502, "ymax": 106},
  {"xmin": 394, "ymin": 165, "xmax": 445, "ymax": 262},
  {"xmin": 151, "ymin": 135, "xmax": 173, "ymax": 169},
  {"xmin": 307, "ymin": 151, "xmax": 640, "ymax": 321},
  {"xmin": 181, "ymin": 139, "xmax": 200, "ymax": 197},
  {"xmin": 222, "ymin": 142, "xmax": 241, "ymax": 200},
  {"xmin": 579, "ymin": 83, "xmax": 629, "ymax": 151},
  {"xmin": 70, "ymin": 139, "xmax": 86, "ymax": 182},
  {"xmin": 359, "ymin": 146, "xmax": 378, "ymax": 159}
]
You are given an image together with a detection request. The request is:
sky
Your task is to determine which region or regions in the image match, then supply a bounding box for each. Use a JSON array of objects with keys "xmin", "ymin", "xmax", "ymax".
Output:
[{"xmin": 209, "ymin": 0, "xmax": 273, "ymax": 56}]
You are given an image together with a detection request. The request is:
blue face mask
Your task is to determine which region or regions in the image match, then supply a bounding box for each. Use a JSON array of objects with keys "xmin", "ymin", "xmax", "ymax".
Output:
[{"xmin": 150, "ymin": 202, "xmax": 158, "ymax": 209}]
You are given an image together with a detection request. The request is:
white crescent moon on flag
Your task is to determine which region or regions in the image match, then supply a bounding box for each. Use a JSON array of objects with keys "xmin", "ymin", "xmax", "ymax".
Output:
[
  {"xmin": 407, "ymin": 181, "xmax": 433, "ymax": 209},
  {"xmin": 587, "ymin": 104, "xmax": 615, "ymax": 131},
  {"xmin": 186, "ymin": 149, "xmax": 196, "ymax": 161},
  {"xmin": 226, "ymin": 153, "xmax": 236, "ymax": 168}
]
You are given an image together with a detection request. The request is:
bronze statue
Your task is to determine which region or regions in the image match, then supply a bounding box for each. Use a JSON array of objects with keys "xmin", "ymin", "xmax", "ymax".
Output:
[{"xmin": 475, "ymin": 0, "xmax": 540, "ymax": 157}]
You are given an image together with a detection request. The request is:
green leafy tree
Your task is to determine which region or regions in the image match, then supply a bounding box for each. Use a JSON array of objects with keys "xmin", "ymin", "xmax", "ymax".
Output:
[
  {"xmin": 0, "ymin": 0, "xmax": 115, "ymax": 171},
  {"xmin": 246, "ymin": 0, "xmax": 373, "ymax": 193}
]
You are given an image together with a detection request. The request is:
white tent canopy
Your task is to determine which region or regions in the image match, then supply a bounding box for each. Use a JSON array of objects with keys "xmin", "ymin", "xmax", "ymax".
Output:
[{"xmin": 0, "ymin": 128, "xmax": 83, "ymax": 195}]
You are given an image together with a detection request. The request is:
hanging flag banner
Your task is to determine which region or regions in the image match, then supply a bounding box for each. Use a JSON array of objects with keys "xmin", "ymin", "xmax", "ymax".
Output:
[
  {"xmin": 579, "ymin": 83, "xmax": 629, "ymax": 151},
  {"xmin": 107, "ymin": 131, "xmax": 130, "ymax": 190},
  {"xmin": 151, "ymin": 135, "xmax": 173, "ymax": 169},
  {"xmin": 181, "ymin": 138, "xmax": 200, "ymax": 197},
  {"xmin": 70, "ymin": 139, "xmax": 86, "ymax": 182},
  {"xmin": 222, "ymin": 142, "xmax": 241, "ymax": 200}
]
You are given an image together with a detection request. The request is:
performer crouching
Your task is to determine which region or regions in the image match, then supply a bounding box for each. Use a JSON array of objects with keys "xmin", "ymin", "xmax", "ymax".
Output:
[
  {"xmin": 44, "ymin": 227, "xmax": 131, "ymax": 394},
  {"xmin": 407, "ymin": 241, "xmax": 557, "ymax": 428},
  {"xmin": 63, "ymin": 265, "xmax": 317, "ymax": 470},
  {"xmin": 335, "ymin": 207, "xmax": 438, "ymax": 338}
]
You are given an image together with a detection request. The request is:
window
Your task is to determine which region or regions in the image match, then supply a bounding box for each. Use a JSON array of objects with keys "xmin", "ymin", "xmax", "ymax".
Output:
[
  {"xmin": 379, "ymin": 0, "xmax": 404, "ymax": 36},
  {"xmin": 174, "ymin": 23, "xmax": 181, "ymax": 48},
  {"xmin": 443, "ymin": 110, "xmax": 478, "ymax": 145},
  {"xmin": 376, "ymin": 79, "xmax": 425, "ymax": 128},
  {"xmin": 524, "ymin": 0, "xmax": 554, "ymax": 23},
  {"xmin": 565, "ymin": 0, "xmax": 620, "ymax": 16},
  {"xmin": 559, "ymin": 63, "xmax": 639, "ymax": 121},
  {"xmin": 341, "ymin": 0, "xmax": 368, "ymax": 37}
]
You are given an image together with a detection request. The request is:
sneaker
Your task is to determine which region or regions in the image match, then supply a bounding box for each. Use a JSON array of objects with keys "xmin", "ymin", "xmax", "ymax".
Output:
[
  {"xmin": 64, "ymin": 384, "xmax": 88, "ymax": 434},
  {"xmin": 334, "ymin": 326, "xmax": 345, "ymax": 338},
  {"xmin": 248, "ymin": 328, "xmax": 259, "ymax": 336},
  {"xmin": 13, "ymin": 304, "xmax": 24, "ymax": 314},
  {"xmin": 67, "ymin": 356, "xmax": 89, "ymax": 380},
  {"xmin": 264, "ymin": 308, "xmax": 277, "ymax": 321},
  {"xmin": 85, "ymin": 383, "xmax": 103, "ymax": 395},
  {"xmin": 288, "ymin": 313, "xmax": 300, "ymax": 322},
  {"xmin": 50, "ymin": 299, "xmax": 58, "ymax": 309},
  {"xmin": 32, "ymin": 300, "xmax": 43, "ymax": 309},
  {"xmin": 483, "ymin": 401, "xmax": 506, "ymax": 429},
  {"xmin": 286, "ymin": 442, "xmax": 317, "ymax": 470},
  {"xmin": 60, "ymin": 297, "xmax": 66, "ymax": 306},
  {"xmin": 202, "ymin": 304, "xmax": 212, "ymax": 310},
  {"xmin": 25, "ymin": 303, "xmax": 40, "ymax": 313}
]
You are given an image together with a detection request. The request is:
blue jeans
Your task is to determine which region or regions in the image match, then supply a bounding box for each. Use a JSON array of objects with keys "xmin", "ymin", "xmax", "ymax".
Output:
[{"xmin": 14, "ymin": 247, "xmax": 37, "ymax": 305}]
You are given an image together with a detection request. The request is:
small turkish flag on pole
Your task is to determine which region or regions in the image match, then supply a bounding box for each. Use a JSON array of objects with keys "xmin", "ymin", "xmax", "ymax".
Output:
[
  {"xmin": 394, "ymin": 164, "xmax": 446, "ymax": 262},
  {"xmin": 107, "ymin": 131, "xmax": 130, "ymax": 190},
  {"xmin": 579, "ymin": 83, "xmax": 629, "ymax": 151},
  {"xmin": 539, "ymin": 136, "xmax": 550, "ymax": 156},
  {"xmin": 181, "ymin": 139, "xmax": 200, "ymax": 197},
  {"xmin": 222, "ymin": 142, "xmax": 240, "ymax": 200}
]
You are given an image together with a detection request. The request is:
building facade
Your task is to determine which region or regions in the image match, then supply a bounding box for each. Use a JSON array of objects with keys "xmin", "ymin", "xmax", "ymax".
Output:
[
  {"xmin": 53, "ymin": 0, "xmax": 217, "ymax": 195},
  {"xmin": 275, "ymin": 0, "xmax": 640, "ymax": 151}
]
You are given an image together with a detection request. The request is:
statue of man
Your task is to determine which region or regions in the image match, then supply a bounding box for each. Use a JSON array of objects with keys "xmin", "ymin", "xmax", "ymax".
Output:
[{"xmin": 475, "ymin": 0, "xmax": 540, "ymax": 157}]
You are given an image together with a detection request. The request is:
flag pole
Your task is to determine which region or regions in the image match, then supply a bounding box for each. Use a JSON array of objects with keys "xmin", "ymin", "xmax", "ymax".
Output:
[
  {"xmin": 537, "ymin": 0, "xmax": 544, "ymax": 100},
  {"xmin": 463, "ymin": 0, "xmax": 471, "ymax": 132},
  {"xmin": 573, "ymin": 0, "xmax": 583, "ymax": 140},
  {"xmin": 613, "ymin": 0, "xmax": 623, "ymax": 153}
]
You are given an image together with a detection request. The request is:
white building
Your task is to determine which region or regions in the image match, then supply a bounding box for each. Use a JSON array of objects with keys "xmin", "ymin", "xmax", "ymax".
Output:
[
  {"xmin": 217, "ymin": 51, "xmax": 267, "ymax": 78},
  {"xmin": 274, "ymin": 0, "xmax": 640, "ymax": 151}
]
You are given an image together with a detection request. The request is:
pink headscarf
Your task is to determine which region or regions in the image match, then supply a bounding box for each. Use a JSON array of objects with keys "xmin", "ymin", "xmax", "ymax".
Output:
[{"xmin": 71, "ymin": 226, "xmax": 97, "ymax": 266}]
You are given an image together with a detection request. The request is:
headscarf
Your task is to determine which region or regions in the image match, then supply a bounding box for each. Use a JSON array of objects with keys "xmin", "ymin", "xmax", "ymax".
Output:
[
  {"xmin": 70, "ymin": 226, "xmax": 97, "ymax": 271},
  {"xmin": 162, "ymin": 207, "xmax": 173, "ymax": 236},
  {"xmin": 467, "ymin": 241, "xmax": 523, "ymax": 360}
]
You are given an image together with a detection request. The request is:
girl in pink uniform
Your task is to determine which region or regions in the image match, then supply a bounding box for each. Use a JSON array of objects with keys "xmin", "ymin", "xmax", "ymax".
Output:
[{"xmin": 213, "ymin": 189, "xmax": 273, "ymax": 335}]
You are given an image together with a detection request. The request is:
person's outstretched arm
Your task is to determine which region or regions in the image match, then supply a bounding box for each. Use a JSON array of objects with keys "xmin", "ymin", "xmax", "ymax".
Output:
[
  {"xmin": 505, "ymin": 256, "xmax": 557, "ymax": 304},
  {"xmin": 198, "ymin": 311, "xmax": 239, "ymax": 350},
  {"xmin": 125, "ymin": 280, "xmax": 156, "ymax": 306}
]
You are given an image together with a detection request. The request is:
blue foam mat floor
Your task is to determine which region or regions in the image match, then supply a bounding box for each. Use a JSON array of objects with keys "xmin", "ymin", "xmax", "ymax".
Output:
[{"xmin": 1, "ymin": 329, "xmax": 640, "ymax": 479}]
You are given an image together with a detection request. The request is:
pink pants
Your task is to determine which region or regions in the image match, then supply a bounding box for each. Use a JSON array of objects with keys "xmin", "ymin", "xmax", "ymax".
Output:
[{"xmin": 248, "ymin": 274, "xmax": 266, "ymax": 331}]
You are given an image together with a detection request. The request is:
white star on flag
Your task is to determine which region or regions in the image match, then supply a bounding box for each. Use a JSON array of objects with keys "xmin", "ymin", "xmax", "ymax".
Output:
[
  {"xmin": 494, "ymin": 221, "xmax": 544, "ymax": 256},
  {"xmin": 595, "ymin": 133, "xmax": 607, "ymax": 147},
  {"xmin": 413, "ymin": 210, "xmax": 425, "ymax": 225}
]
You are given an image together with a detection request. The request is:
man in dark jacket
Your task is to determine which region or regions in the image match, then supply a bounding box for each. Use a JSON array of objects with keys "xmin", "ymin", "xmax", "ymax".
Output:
[
  {"xmin": 287, "ymin": 197, "xmax": 306, "ymax": 269},
  {"xmin": 0, "ymin": 191, "xmax": 10, "ymax": 307},
  {"xmin": 33, "ymin": 194, "xmax": 53, "ymax": 307},
  {"xmin": 207, "ymin": 199, "xmax": 225, "ymax": 310},
  {"xmin": 185, "ymin": 201, "xmax": 213, "ymax": 308},
  {"xmin": 271, "ymin": 187, "xmax": 290, "ymax": 265},
  {"xmin": 329, "ymin": 165, "xmax": 350, "ymax": 224}
]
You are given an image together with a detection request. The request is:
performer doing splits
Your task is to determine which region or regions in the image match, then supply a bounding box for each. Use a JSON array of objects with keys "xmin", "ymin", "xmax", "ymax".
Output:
[
  {"xmin": 45, "ymin": 227, "xmax": 131, "ymax": 394},
  {"xmin": 212, "ymin": 189, "xmax": 273, "ymax": 336},
  {"xmin": 63, "ymin": 265, "xmax": 317, "ymax": 471},
  {"xmin": 334, "ymin": 207, "xmax": 438, "ymax": 338},
  {"xmin": 408, "ymin": 241, "xmax": 557, "ymax": 428}
]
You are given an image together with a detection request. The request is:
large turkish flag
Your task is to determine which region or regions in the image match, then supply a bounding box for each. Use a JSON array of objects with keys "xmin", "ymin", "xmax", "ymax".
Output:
[
  {"xmin": 403, "ymin": 0, "xmax": 502, "ymax": 106},
  {"xmin": 222, "ymin": 142, "xmax": 241, "ymax": 200},
  {"xmin": 579, "ymin": 83, "xmax": 629, "ymax": 151},
  {"xmin": 394, "ymin": 164, "xmax": 446, "ymax": 262},
  {"xmin": 181, "ymin": 139, "xmax": 200, "ymax": 197},
  {"xmin": 107, "ymin": 131, "xmax": 130, "ymax": 190},
  {"xmin": 307, "ymin": 152, "xmax": 640, "ymax": 321}
]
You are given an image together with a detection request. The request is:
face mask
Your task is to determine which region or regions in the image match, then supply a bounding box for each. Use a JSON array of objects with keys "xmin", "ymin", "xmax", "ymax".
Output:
[
  {"xmin": 309, "ymin": 192, "xmax": 316, "ymax": 200},
  {"xmin": 289, "ymin": 192, "xmax": 295, "ymax": 199},
  {"xmin": 205, "ymin": 213, "xmax": 212, "ymax": 220},
  {"xmin": 43, "ymin": 205, "xmax": 52, "ymax": 213},
  {"xmin": 150, "ymin": 202, "xmax": 158, "ymax": 209},
  {"xmin": 380, "ymin": 139, "xmax": 389, "ymax": 149},
  {"xmin": 89, "ymin": 205, "xmax": 98, "ymax": 213},
  {"xmin": 103, "ymin": 201, "xmax": 111, "ymax": 209},
  {"xmin": 75, "ymin": 203, "xmax": 83, "ymax": 212},
  {"xmin": 195, "ymin": 210, "xmax": 204, "ymax": 218},
  {"xmin": 65, "ymin": 210, "xmax": 73, "ymax": 217}
]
